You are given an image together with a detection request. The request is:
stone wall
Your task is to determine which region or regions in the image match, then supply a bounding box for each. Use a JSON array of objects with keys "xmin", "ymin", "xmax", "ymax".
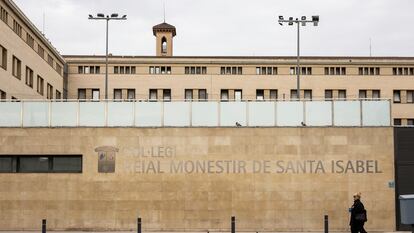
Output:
[{"xmin": 0, "ymin": 127, "xmax": 395, "ymax": 231}]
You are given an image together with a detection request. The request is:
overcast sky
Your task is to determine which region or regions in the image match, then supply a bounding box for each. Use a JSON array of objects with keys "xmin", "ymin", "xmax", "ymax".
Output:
[{"xmin": 13, "ymin": 0, "xmax": 414, "ymax": 57}]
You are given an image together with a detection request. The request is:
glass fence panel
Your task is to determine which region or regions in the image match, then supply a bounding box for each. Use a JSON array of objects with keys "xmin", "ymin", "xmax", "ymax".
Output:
[
  {"xmin": 79, "ymin": 102, "xmax": 105, "ymax": 127},
  {"xmin": 220, "ymin": 102, "xmax": 247, "ymax": 127},
  {"xmin": 108, "ymin": 102, "xmax": 134, "ymax": 127},
  {"xmin": 362, "ymin": 101, "xmax": 390, "ymax": 126},
  {"xmin": 135, "ymin": 102, "xmax": 162, "ymax": 127},
  {"xmin": 23, "ymin": 102, "xmax": 49, "ymax": 127},
  {"xmin": 248, "ymin": 102, "xmax": 275, "ymax": 126},
  {"xmin": 192, "ymin": 102, "xmax": 218, "ymax": 126},
  {"xmin": 51, "ymin": 102, "xmax": 78, "ymax": 127},
  {"xmin": 0, "ymin": 102, "xmax": 21, "ymax": 127},
  {"xmin": 164, "ymin": 102, "xmax": 190, "ymax": 127},
  {"xmin": 305, "ymin": 101, "xmax": 332, "ymax": 126},
  {"xmin": 334, "ymin": 101, "xmax": 361, "ymax": 126},
  {"xmin": 276, "ymin": 102, "xmax": 304, "ymax": 126}
]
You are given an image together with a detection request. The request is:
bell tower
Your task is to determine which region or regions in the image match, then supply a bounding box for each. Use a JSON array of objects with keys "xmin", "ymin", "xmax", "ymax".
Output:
[{"xmin": 153, "ymin": 22, "xmax": 176, "ymax": 56}]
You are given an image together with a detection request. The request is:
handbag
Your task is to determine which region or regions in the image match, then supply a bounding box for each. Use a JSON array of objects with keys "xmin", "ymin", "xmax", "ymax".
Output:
[{"xmin": 355, "ymin": 210, "xmax": 367, "ymax": 222}]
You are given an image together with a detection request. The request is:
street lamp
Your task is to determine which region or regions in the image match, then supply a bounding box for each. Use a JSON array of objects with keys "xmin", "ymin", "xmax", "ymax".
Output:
[
  {"xmin": 88, "ymin": 13, "xmax": 127, "ymax": 100},
  {"xmin": 278, "ymin": 15, "xmax": 319, "ymax": 100}
]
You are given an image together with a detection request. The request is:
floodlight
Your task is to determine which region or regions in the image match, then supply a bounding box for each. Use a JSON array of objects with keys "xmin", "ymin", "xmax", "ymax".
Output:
[
  {"xmin": 97, "ymin": 13, "xmax": 105, "ymax": 17},
  {"xmin": 111, "ymin": 13, "xmax": 119, "ymax": 18},
  {"xmin": 288, "ymin": 17, "xmax": 293, "ymax": 26},
  {"xmin": 312, "ymin": 15, "xmax": 319, "ymax": 26}
]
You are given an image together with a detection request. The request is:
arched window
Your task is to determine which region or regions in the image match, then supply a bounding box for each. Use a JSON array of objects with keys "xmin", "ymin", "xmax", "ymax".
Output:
[{"xmin": 161, "ymin": 37, "xmax": 167, "ymax": 53}]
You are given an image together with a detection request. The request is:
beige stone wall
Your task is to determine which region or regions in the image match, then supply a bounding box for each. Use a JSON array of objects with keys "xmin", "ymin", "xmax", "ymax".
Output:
[{"xmin": 0, "ymin": 127, "xmax": 395, "ymax": 231}]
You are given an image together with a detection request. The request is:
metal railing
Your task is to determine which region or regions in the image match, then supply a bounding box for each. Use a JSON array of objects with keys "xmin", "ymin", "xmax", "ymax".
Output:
[{"xmin": 0, "ymin": 99, "xmax": 391, "ymax": 127}]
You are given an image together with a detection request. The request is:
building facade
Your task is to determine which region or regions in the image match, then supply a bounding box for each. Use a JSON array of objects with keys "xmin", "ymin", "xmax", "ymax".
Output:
[{"xmin": 0, "ymin": 0, "xmax": 65, "ymax": 101}]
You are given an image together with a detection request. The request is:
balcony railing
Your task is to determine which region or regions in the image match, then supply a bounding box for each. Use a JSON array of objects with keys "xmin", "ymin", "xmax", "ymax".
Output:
[{"xmin": 0, "ymin": 99, "xmax": 391, "ymax": 127}]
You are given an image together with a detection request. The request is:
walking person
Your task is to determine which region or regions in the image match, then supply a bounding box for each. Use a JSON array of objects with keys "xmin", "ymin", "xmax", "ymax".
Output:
[{"xmin": 350, "ymin": 192, "xmax": 367, "ymax": 233}]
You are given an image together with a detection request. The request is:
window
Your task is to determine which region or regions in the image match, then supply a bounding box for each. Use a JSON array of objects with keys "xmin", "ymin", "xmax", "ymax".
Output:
[
  {"xmin": 149, "ymin": 66, "xmax": 171, "ymax": 74},
  {"xmin": 114, "ymin": 66, "xmax": 134, "ymax": 74},
  {"xmin": 338, "ymin": 90, "xmax": 346, "ymax": 100},
  {"xmin": 163, "ymin": 89, "xmax": 171, "ymax": 101},
  {"xmin": 408, "ymin": 119, "xmax": 414, "ymax": 126},
  {"xmin": 26, "ymin": 33, "xmax": 34, "ymax": 48},
  {"xmin": 161, "ymin": 37, "xmax": 167, "ymax": 54},
  {"xmin": 256, "ymin": 67, "xmax": 277, "ymax": 75},
  {"xmin": 372, "ymin": 90, "xmax": 380, "ymax": 99},
  {"xmin": 127, "ymin": 89, "xmax": 135, "ymax": 100},
  {"xmin": 185, "ymin": 66, "xmax": 207, "ymax": 75},
  {"xmin": 407, "ymin": 91, "xmax": 414, "ymax": 103},
  {"xmin": 79, "ymin": 66, "xmax": 99, "ymax": 74},
  {"xmin": 0, "ymin": 89, "xmax": 6, "ymax": 100},
  {"xmin": 0, "ymin": 155, "xmax": 82, "ymax": 173},
  {"xmin": 359, "ymin": 67, "xmax": 380, "ymax": 76},
  {"xmin": 25, "ymin": 66, "xmax": 33, "ymax": 88},
  {"xmin": 47, "ymin": 55, "xmax": 54, "ymax": 67},
  {"xmin": 13, "ymin": 20, "xmax": 22, "ymax": 37},
  {"xmin": 37, "ymin": 45, "xmax": 44, "ymax": 59},
  {"xmin": 149, "ymin": 89, "xmax": 158, "ymax": 101},
  {"xmin": 325, "ymin": 90, "xmax": 333, "ymax": 100},
  {"xmin": 393, "ymin": 90, "xmax": 401, "ymax": 103},
  {"xmin": 78, "ymin": 89, "xmax": 86, "ymax": 100},
  {"xmin": 256, "ymin": 89, "xmax": 264, "ymax": 100},
  {"xmin": 290, "ymin": 90, "xmax": 298, "ymax": 100},
  {"xmin": 234, "ymin": 90, "xmax": 242, "ymax": 101},
  {"xmin": 290, "ymin": 67, "xmax": 312, "ymax": 75},
  {"xmin": 37, "ymin": 76, "xmax": 44, "ymax": 95},
  {"xmin": 304, "ymin": 90, "xmax": 312, "ymax": 100},
  {"xmin": 46, "ymin": 84, "xmax": 53, "ymax": 99},
  {"xmin": 0, "ymin": 45, "xmax": 6, "ymax": 70},
  {"xmin": 220, "ymin": 67, "xmax": 242, "ymax": 75},
  {"xmin": 185, "ymin": 89, "xmax": 193, "ymax": 101},
  {"xmin": 359, "ymin": 90, "xmax": 367, "ymax": 99},
  {"xmin": 114, "ymin": 89, "xmax": 122, "ymax": 100},
  {"xmin": 393, "ymin": 67, "xmax": 414, "ymax": 76},
  {"xmin": 92, "ymin": 89, "xmax": 100, "ymax": 101},
  {"xmin": 12, "ymin": 56, "xmax": 21, "ymax": 79},
  {"xmin": 394, "ymin": 119, "xmax": 402, "ymax": 126},
  {"xmin": 198, "ymin": 89, "xmax": 207, "ymax": 101},
  {"xmin": 1, "ymin": 6, "xmax": 9, "ymax": 24},
  {"xmin": 325, "ymin": 67, "xmax": 346, "ymax": 75},
  {"xmin": 221, "ymin": 90, "xmax": 229, "ymax": 101},
  {"xmin": 55, "ymin": 90, "xmax": 61, "ymax": 100},
  {"xmin": 270, "ymin": 90, "xmax": 278, "ymax": 100},
  {"xmin": 56, "ymin": 64, "xmax": 62, "ymax": 76}
]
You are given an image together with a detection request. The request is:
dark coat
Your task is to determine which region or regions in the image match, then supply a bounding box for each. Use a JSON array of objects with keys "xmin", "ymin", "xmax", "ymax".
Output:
[{"xmin": 350, "ymin": 199, "xmax": 366, "ymax": 226}]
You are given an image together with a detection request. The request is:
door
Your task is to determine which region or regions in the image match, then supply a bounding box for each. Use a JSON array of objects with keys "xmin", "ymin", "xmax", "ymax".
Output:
[{"xmin": 394, "ymin": 128, "xmax": 414, "ymax": 231}]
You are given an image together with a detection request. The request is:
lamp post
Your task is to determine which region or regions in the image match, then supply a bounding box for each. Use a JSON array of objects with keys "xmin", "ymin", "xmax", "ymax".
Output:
[
  {"xmin": 278, "ymin": 15, "xmax": 319, "ymax": 100},
  {"xmin": 88, "ymin": 13, "xmax": 127, "ymax": 100}
]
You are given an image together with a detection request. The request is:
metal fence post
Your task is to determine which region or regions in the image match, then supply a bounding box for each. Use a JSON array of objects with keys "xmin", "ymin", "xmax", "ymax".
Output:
[
  {"xmin": 137, "ymin": 217, "xmax": 141, "ymax": 233},
  {"xmin": 324, "ymin": 215, "xmax": 328, "ymax": 233},
  {"xmin": 231, "ymin": 216, "xmax": 235, "ymax": 233},
  {"xmin": 42, "ymin": 219, "xmax": 46, "ymax": 233}
]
